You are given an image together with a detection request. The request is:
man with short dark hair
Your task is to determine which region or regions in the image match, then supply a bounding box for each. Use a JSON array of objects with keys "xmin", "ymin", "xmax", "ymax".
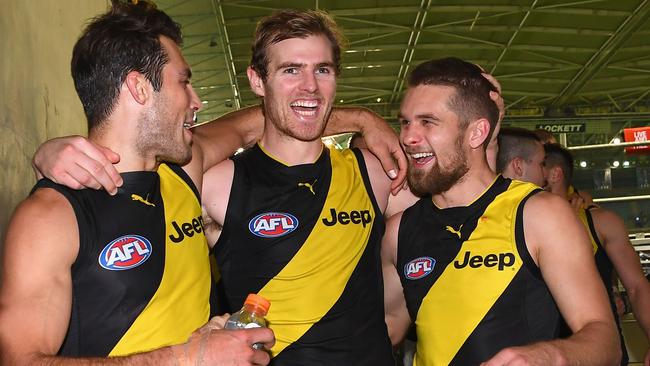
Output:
[
  {"xmin": 0, "ymin": 2, "xmax": 274, "ymax": 364},
  {"xmin": 544, "ymin": 143, "xmax": 650, "ymax": 366},
  {"xmin": 382, "ymin": 57, "xmax": 620, "ymax": 365},
  {"xmin": 496, "ymin": 127, "xmax": 546, "ymax": 187}
]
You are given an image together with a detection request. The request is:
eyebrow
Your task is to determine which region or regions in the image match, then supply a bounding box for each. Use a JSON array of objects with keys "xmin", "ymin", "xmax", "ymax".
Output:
[
  {"xmin": 275, "ymin": 62, "xmax": 336, "ymax": 70},
  {"xmin": 397, "ymin": 113, "xmax": 438, "ymax": 120}
]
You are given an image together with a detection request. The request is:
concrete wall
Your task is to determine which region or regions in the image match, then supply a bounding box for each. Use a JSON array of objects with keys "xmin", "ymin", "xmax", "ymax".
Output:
[{"xmin": 0, "ymin": 1, "xmax": 107, "ymax": 251}]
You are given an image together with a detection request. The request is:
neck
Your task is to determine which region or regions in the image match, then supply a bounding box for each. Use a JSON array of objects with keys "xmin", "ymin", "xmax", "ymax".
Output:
[
  {"xmin": 431, "ymin": 160, "xmax": 497, "ymax": 209},
  {"xmin": 89, "ymin": 120, "xmax": 160, "ymax": 173},
  {"xmin": 259, "ymin": 125, "xmax": 324, "ymax": 166},
  {"xmin": 551, "ymin": 183, "xmax": 569, "ymax": 200}
]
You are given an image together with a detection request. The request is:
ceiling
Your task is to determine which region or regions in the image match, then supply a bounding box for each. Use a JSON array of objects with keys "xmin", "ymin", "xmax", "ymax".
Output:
[{"xmin": 158, "ymin": 0, "xmax": 650, "ymax": 144}]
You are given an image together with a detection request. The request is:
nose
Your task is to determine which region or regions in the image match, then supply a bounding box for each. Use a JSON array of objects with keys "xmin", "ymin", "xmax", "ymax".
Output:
[
  {"xmin": 299, "ymin": 70, "xmax": 318, "ymax": 93},
  {"xmin": 189, "ymin": 85, "xmax": 202, "ymax": 112},
  {"xmin": 400, "ymin": 123, "xmax": 422, "ymax": 147}
]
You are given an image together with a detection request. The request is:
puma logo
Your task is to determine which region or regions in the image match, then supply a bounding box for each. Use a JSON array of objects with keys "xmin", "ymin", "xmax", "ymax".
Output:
[
  {"xmin": 445, "ymin": 225, "xmax": 462, "ymax": 239},
  {"xmin": 298, "ymin": 179, "xmax": 317, "ymax": 195},
  {"xmin": 131, "ymin": 194, "xmax": 155, "ymax": 207}
]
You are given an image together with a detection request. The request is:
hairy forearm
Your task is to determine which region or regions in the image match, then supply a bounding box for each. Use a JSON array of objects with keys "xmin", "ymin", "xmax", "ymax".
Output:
[
  {"xmin": 324, "ymin": 106, "xmax": 382, "ymax": 136},
  {"xmin": 548, "ymin": 320, "xmax": 621, "ymax": 365},
  {"xmin": 9, "ymin": 347, "xmax": 175, "ymax": 366},
  {"xmin": 192, "ymin": 105, "xmax": 264, "ymax": 171}
]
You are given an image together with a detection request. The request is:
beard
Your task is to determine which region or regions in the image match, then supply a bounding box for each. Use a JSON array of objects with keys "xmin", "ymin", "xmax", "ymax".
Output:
[
  {"xmin": 136, "ymin": 94, "xmax": 192, "ymax": 166},
  {"xmin": 407, "ymin": 134, "xmax": 469, "ymax": 197}
]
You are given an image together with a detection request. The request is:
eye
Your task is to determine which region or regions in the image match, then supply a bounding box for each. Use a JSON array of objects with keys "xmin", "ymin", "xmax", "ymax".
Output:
[
  {"xmin": 316, "ymin": 66, "xmax": 332, "ymax": 74},
  {"xmin": 399, "ymin": 119, "xmax": 410, "ymax": 126},
  {"xmin": 283, "ymin": 68, "xmax": 298, "ymax": 74}
]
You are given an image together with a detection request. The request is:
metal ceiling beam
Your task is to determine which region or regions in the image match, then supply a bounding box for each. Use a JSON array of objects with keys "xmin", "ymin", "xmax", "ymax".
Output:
[
  {"xmin": 491, "ymin": 0, "xmax": 538, "ymax": 74},
  {"xmin": 389, "ymin": 0, "xmax": 432, "ymax": 104},
  {"xmin": 625, "ymin": 89, "xmax": 650, "ymax": 110},
  {"xmin": 552, "ymin": 0, "xmax": 650, "ymax": 106},
  {"xmin": 431, "ymin": 24, "xmax": 612, "ymax": 36},
  {"xmin": 210, "ymin": 0, "xmax": 242, "ymax": 109}
]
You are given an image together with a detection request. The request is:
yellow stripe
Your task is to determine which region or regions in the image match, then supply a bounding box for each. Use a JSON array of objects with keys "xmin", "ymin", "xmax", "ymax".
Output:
[
  {"xmin": 259, "ymin": 148, "xmax": 375, "ymax": 357},
  {"xmin": 576, "ymin": 209, "xmax": 598, "ymax": 254},
  {"xmin": 110, "ymin": 164, "xmax": 210, "ymax": 355},
  {"xmin": 414, "ymin": 181, "xmax": 534, "ymax": 365}
]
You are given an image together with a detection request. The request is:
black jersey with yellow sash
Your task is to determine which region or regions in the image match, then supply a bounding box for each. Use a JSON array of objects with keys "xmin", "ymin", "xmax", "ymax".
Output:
[
  {"xmin": 397, "ymin": 176, "xmax": 559, "ymax": 365},
  {"xmin": 32, "ymin": 163, "xmax": 210, "ymax": 357},
  {"xmin": 214, "ymin": 144, "xmax": 393, "ymax": 365}
]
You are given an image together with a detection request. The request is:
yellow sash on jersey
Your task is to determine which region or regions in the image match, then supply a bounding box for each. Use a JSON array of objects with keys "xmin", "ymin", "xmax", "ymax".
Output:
[
  {"xmin": 110, "ymin": 164, "xmax": 210, "ymax": 356},
  {"xmin": 414, "ymin": 181, "xmax": 536, "ymax": 366},
  {"xmin": 259, "ymin": 148, "xmax": 376, "ymax": 357}
]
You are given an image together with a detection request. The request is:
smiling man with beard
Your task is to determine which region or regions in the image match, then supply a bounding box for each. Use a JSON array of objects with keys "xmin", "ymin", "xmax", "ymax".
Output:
[{"xmin": 381, "ymin": 57, "xmax": 620, "ymax": 366}]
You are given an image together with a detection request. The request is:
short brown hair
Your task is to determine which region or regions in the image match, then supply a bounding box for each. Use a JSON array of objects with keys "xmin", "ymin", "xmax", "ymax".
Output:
[
  {"xmin": 250, "ymin": 9, "xmax": 346, "ymax": 80},
  {"xmin": 408, "ymin": 57, "xmax": 499, "ymax": 148}
]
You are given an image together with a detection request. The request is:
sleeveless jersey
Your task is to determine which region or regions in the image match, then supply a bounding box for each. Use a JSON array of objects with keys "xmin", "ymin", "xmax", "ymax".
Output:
[
  {"xmin": 397, "ymin": 176, "xmax": 559, "ymax": 365},
  {"xmin": 33, "ymin": 163, "xmax": 210, "ymax": 357},
  {"xmin": 214, "ymin": 144, "xmax": 393, "ymax": 366}
]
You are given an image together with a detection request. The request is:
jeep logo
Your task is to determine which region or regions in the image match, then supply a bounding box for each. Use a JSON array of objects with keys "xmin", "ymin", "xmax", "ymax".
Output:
[
  {"xmin": 169, "ymin": 215, "xmax": 204, "ymax": 243},
  {"xmin": 453, "ymin": 251, "xmax": 515, "ymax": 271},
  {"xmin": 321, "ymin": 208, "xmax": 372, "ymax": 228}
]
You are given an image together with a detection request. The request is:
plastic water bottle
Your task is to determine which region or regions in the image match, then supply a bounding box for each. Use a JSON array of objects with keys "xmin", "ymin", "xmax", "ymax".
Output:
[{"xmin": 224, "ymin": 293, "xmax": 271, "ymax": 349}]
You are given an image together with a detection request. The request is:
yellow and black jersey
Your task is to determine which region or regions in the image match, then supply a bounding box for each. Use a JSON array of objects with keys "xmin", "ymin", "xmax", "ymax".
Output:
[
  {"xmin": 213, "ymin": 144, "xmax": 393, "ymax": 366},
  {"xmin": 33, "ymin": 163, "xmax": 210, "ymax": 357},
  {"xmin": 397, "ymin": 176, "xmax": 559, "ymax": 365}
]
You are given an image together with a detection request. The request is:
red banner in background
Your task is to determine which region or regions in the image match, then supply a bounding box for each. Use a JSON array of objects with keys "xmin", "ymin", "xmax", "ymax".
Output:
[{"xmin": 624, "ymin": 127, "xmax": 650, "ymax": 154}]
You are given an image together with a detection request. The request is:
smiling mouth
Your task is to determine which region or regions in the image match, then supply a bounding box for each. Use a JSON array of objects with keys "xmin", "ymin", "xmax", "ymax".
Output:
[
  {"xmin": 408, "ymin": 152, "xmax": 435, "ymax": 165},
  {"xmin": 290, "ymin": 100, "xmax": 319, "ymax": 117}
]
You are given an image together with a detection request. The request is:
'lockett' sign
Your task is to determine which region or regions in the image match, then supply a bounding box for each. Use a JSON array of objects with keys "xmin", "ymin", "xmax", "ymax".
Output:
[{"xmin": 535, "ymin": 123, "xmax": 586, "ymax": 133}]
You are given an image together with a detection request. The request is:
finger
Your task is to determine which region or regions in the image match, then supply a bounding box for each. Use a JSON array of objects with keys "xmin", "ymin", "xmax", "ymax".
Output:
[
  {"xmin": 206, "ymin": 314, "xmax": 229, "ymax": 330},
  {"xmin": 50, "ymin": 162, "xmax": 103, "ymax": 190},
  {"xmin": 73, "ymin": 142, "xmax": 122, "ymax": 193},
  {"xmin": 251, "ymin": 348, "xmax": 271, "ymax": 366},
  {"xmin": 390, "ymin": 147, "xmax": 408, "ymax": 195},
  {"xmin": 68, "ymin": 153, "xmax": 120, "ymax": 194},
  {"xmin": 482, "ymin": 72, "xmax": 502, "ymax": 94},
  {"xmin": 246, "ymin": 328, "xmax": 275, "ymax": 349}
]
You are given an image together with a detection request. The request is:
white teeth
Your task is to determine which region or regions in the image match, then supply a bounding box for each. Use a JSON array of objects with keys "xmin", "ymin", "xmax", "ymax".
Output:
[
  {"xmin": 290, "ymin": 100, "xmax": 319, "ymax": 108},
  {"xmin": 410, "ymin": 152, "xmax": 434, "ymax": 159},
  {"xmin": 183, "ymin": 122, "xmax": 192, "ymax": 128}
]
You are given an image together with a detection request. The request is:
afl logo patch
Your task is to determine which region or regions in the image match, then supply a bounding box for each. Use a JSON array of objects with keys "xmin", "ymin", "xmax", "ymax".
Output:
[
  {"xmin": 98, "ymin": 235, "xmax": 152, "ymax": 271},
  {"xmin": 404, "ymin": 257, "xmax": 435, "ymax": 280},
  {"xmin": 249, "ymin": 212, "xmax": 298, "ymax": 238}
]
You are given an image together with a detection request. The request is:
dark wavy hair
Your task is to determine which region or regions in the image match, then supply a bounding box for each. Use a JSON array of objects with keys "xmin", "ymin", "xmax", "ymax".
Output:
[{"xmin": 71, "ymin": 0, "xmax": 182, "ymax": 131}]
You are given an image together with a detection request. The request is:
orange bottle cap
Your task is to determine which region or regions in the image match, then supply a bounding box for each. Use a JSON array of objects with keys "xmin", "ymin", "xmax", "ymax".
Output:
[{"xmin": 245, "ymin": 293, "xmax": 271, "ymax": 313}]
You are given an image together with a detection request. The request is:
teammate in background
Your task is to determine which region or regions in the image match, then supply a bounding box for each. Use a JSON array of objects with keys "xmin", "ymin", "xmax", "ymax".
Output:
[
  {"xmin": 0, "ymin": 2, "xmax": 274, "ymax": 365},
  {"xmin": 544, "ymin": 143, "xmax": 650, "ymax": 366},
  {"xmin": 496, "ymin": 127, "xmax": 546, "ymax": 187},
  {"xmin": 534, "ymin": 128, "xmax": 558, "ymax": 145},
  {"xmin": 533, "ymin": 128, "xmax": 595, "ymax": 207},
  {"xmin": 199, "ymin": 10, "xmax": 419, "ymax": 365},
  {"xmin": 382, "ymin": 57, "xmax": 620, "ymax": 365}
]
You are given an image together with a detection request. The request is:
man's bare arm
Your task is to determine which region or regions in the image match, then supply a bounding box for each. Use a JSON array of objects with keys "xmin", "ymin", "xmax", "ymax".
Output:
[
  {"xmin": 381, "ymin": 213, "xmax": 412, "ymax": 345},
  {"xmin": 33, "ymin": 106, "xmax": 406, "ymax": 193},
  {"xmin": 484, "ymin": 193, "xmax": 620, "ymax": 365},
  {"xmin": 0, "ymin": 190, "xmax": 273, "ymax": 366},
  {"xmin": 593, "ymin": 208, "xmax": 650, "ymax": 364}
]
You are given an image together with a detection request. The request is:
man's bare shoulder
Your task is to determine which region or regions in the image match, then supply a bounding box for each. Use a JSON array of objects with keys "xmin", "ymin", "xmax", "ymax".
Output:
[{"xmin": 5, "ymin": 188, "xmax": 78, "ymax": 252}]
